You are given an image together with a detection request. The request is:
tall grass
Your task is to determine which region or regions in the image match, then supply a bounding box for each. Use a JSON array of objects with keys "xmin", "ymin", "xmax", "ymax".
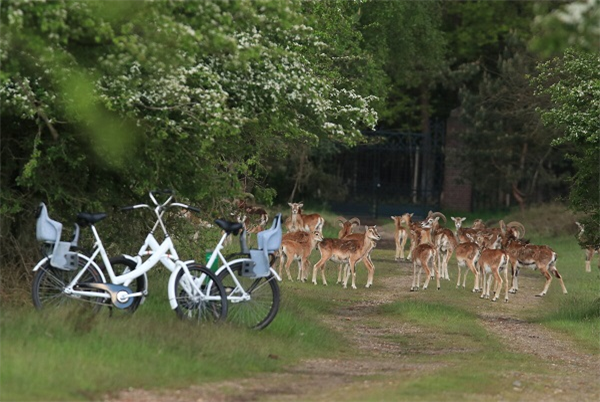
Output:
[{"xmin": 0, "ymin": 284, "xmax": 342, "ymax": 402}]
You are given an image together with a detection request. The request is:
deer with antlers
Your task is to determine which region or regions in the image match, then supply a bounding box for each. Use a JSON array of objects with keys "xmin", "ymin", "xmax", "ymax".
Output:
[{"xmin": 312, "ymin": 225, "xmax": 381, "ymax": 289}]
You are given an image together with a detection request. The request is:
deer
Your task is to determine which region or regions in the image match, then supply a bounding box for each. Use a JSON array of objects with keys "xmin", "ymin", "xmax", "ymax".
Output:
[
  {"xmin": 405, "ymin": 211, "xmax": 444, "ymax": 262},
  {"xmin": 279, "ymin": 230, "xmax": 324, "ymax": 282},
  {"xmin": 454, "ymin": 239, "xmax": 482, "ymax": 292},
  {"xmin": 410, "ymin": 217, "xmax": 440, "ymax": 291},
  {"xmin": 502, "ymin": 233, "xmax": 567, "ymax": 297},
  {"xmin": 576, "ymin": 221, "xmax": 599, "ymax": 272},
  {"xmin": 312, "ymin": 225, "xmax": 381, "ymax": 289},
  {"xmin": 477, "ymin": 233, "xmax": 510, "ymax": 302},
  {"xmin": 336, "ymin": 217, "xmax": 361, "ymax": 283},
  {"xmin": 430, "ymin": 213, "xmax": 456, "ymax": 281},
  {"xmin": 286, "ymin": 202, "xmax": 324, "ymax": 233},
  {"xmin": 391, "ymin": 215, "xmax": 410, "ymax": 261},
  {"xmin": 450, "ymin": 217, "xmax": 478, "ymax": 243}
]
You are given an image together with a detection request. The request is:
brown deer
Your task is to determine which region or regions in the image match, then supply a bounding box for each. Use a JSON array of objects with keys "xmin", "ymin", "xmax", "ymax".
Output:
[
  {"xmin": 286, "ymin": 202, "xmax": 324, "ymax": 233},
  {"xmin": 454, "ymin": 240, "xmax": 482, "ymax": 292},
  {"xmin": 279, "ymin": 230, "xmax": 323, "ymax": 282},
  {"xmin": 576, "ymin": 221, "xmax": 599, "ymax": 272},
  {"xmin": 477, "ymin": 234, "xmax": 510, "ymax": 302},
  {"xmin": 410, "ymin": 217, "xmax": 440, "ymax": 291},
  {"xmin": 503, "ymin": 235, "xmax": 567, "ymax": 297},
  {"xmin": 391, "ymin": 214, "xmax": 409, "ymax": 261},
  {"xmin": 312, "ymin": 226, "xmax": 381, "ymax": 289}
]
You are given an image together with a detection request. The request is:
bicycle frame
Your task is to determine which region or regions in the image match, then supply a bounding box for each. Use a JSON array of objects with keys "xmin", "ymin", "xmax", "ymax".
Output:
[
  {"xmin": 210, "ymin": 230, "xmax": 282, "ymax": 304},
  {"xmin": 34, "ymin": 191, "xmax": 213, "ymax": 307}
]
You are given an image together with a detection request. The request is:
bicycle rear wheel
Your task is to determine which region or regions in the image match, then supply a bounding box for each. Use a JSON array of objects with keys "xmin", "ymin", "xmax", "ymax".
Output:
[
  {"xmin": 32, "ymin": 256, "xmax": 104, "ymax": 312},
  {"xmin": 173, "ymin": 264, "xmax": 228, "ymax": 323},
  {"xmin": 217, "ymin": 262, "xmax": 280, "ymax": 330}
]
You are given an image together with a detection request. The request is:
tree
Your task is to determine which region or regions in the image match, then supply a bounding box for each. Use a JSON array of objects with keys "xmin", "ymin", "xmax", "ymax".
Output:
[
  {"xmin": 533, "ymin": 49, "xmax": 600, "ymax": 244},
  {"xmin": 0, "ymin": 0, "xmax": 378, "ymax": 272},
  {"xmin": 457, "ymin": 33, "xmax": 569, "ymax": 211},
  {"xmin": 530, "ymin": 0, "xmax": 600, "ymax": 246}
]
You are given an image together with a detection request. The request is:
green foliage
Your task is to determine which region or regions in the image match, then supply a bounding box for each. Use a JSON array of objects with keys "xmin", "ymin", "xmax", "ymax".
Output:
[
  {"xmin": 531, "ymin": 0, "xmax": 600, "ymax": 57},
  {"xmin": 457, "ymin": 33, "xmax": 569, "ymax": 209},
  {"xmin": 0, "ymin": 0, "xmax": 380, "ymax": 271},
  {"xmin": 533, "ymin": 48, "xmax": 600, "ymax": 245}
]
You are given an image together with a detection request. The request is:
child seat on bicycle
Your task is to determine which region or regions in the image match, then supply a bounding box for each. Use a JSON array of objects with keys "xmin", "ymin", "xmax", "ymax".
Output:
[
  {"xmin": 247, "ymin": 214, "xmax": 282, "ymax": 278},
  {"xmin": 35, "ymin": 203, "xmax": 81, "ymax": 271}
]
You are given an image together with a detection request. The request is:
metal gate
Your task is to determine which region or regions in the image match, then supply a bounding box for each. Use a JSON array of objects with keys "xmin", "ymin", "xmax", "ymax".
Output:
[{"xmin": 328, "ymin": 122, "xmax": 445, "ymax": 219}]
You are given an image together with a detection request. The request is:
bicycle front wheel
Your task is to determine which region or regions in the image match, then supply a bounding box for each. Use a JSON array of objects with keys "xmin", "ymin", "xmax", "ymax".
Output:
[
  {"xmin": 173, "ymin": 264, "xmax": 228, "ymax": 323},
  {"xmin": 32, "ymin": 256, "xmax": 104, "ymax": 312},
  {"xmin": 217, "ymin": 262, "xmax": 280, "ymax": 330}
]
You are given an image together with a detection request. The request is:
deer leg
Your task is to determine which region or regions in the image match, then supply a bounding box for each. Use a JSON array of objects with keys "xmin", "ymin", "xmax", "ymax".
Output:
[
  {"xmin": 434, "ymin": 255, "xmax": 441, "ymax": 290},
  {"xmin": 492, "ymin": 268, "xmax": 502, "ymax": 302},
  {"xmin": 336, "ymin": 263, "xmax": 343, "ymax": 284},
  {"xmin": 394, "ymin": 235, "xmax": 401, "ymax": 261},
  {"xmin": 400, "ymin": 234, "xmax": 407, "ymax": 260},
  {"xmin": 502, "ymin": 262, "xmax": 509, "ymax": 303},
  {"xmin": 312, "ymin": 258, "xmax": 327, "ymax": 285},
  {"xmin": 283, "ymin": 254, "xmax": 294, "ymax": 282},
  {"xmin": 509, "ymin": 262, "xmax": 519, "ymax": 294},
  {"xmin": 550, "ymin": 263, "xmax": 567, "ymax": 294},
  {"xmin": 536, "ymin": 265, "xmax": 552, "ymax": 297},
  {"xmin": 585, "ymin": 248, "xmax": 593, "ymax": 272},
  {"xmin": 466, "ymin": 260, "xmax": 478, "ymax": 292},
  {"xmin": 411, "ymin": 261, "xmax": 419, "ymax": 291},
  {"xmin": 456, "ymin": 261, "xmax": 462, "ymax": 288},
  {"xmin": 422, "ymin": 258, "xmax": 432, "ymax": 290},
  {"xmin": 321, "ymin": 263, "xmax": 328, "ymax": 286},
  {"xmin": 364, "ymin": 257, "xmax": 375, "ymax": 288}
]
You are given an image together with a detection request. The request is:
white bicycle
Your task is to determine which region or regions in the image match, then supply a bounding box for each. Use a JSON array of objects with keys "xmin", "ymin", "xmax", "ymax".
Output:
[
  {"xmin": 207, "ymin": 214, "xmax": 282, "ymax": 330},
  {"xmin": 31, "ymin": 190, "xmax": 228, "ymax": 322}
]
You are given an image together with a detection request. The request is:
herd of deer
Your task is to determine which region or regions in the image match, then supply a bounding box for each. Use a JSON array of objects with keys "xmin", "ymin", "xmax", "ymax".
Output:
[
  {"xmin": 235, "ymin": 201, "xmax": 597, "ymax": 301},
  {"xmin": 392, "ymin": 212, "xmax": 569, "ymax": 303}
]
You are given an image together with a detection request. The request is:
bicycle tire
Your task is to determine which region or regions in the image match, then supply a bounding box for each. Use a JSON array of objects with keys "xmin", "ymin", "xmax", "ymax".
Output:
[
  {"xmin": 217, "ymin": 262, "xmax": 280, "ymax": 330},
  {"xmin": 173, "ymin": 264, "xmax": 228, "ymax": 323},
  {"xmin": 97, "ymin": 255, "xmax": 147, "ymax": 314},
  {"xmin": 32, "ymin": 256, "xmax": 105, "ymax": 312}
]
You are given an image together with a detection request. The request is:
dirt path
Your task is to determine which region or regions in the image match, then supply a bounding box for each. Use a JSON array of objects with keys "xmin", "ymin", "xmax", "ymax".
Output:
[{"xmin": 105, "ymin": 235, "xmax": 599, "ymax": 402}]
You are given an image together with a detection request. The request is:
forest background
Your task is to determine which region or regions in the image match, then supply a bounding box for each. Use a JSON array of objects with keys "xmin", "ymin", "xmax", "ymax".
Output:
[{"xmin": 1, "ymin": 0, "xmax": 599, "ymax": 296}]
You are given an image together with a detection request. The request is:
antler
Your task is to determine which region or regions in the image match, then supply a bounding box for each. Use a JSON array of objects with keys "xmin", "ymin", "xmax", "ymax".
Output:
[
  {"xmin": 429, "ymin": 211, "xmax": 447, "ymax": 224},
  {"xmin": 506, "ymin": 221, "xmax": 526, "ymax": 238}
]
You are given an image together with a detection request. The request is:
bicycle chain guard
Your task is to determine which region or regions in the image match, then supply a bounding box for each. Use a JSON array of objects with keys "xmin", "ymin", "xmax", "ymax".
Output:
[{"xmin": 84, "ymin": 283, "xmax": 135, "ymax": 309}]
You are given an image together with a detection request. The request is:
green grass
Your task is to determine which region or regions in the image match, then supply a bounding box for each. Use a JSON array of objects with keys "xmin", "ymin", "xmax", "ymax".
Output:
[{"xmin": 0, "ymin": 279, "xmax": 342, "ymax": 402}]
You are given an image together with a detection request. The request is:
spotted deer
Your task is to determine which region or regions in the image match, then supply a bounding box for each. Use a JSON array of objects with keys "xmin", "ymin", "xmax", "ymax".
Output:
[
  {"xmin": 279, "ymin": 230, "xmax": 323, "ymax": 282},
  {"xmin": 477, "ymin": 234, "xmax": 509, "ymax": 302},
  {"xmin": 286, "ymin": 202, "xmax": 324, "ymax": 233},
  {"xmin": 312, "ymin": 226, "xmax": 381, "ymax": 289},
  {"xmin": 410, "ymin": 217, "xmax": 440, "ymax": 291},
  {"xmin": 502, "ymin": 234, "xmax": 567, "ymax": 297}
]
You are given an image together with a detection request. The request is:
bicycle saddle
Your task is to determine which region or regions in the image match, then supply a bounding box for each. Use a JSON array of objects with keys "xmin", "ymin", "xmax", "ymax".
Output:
[
  {"xmin": 214, "ymin": 219, "xmax": 243, "ymax": 235},
  {"xmin": 76, "ymin": 212, "xmax": 108, "ymax": 227}
]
